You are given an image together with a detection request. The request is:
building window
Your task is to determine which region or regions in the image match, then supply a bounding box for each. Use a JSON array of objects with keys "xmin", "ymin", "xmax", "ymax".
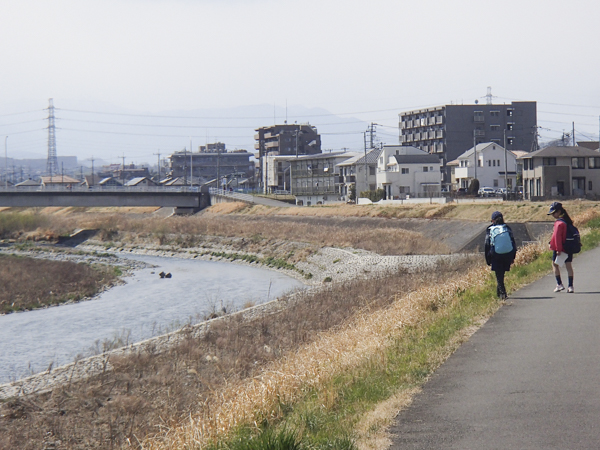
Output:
[
  {"xmin": 422, "ymin": 167, "xmax": 429, "ymax": 172},
  {"xmin": 490, "ymin": 125, "xmax": 500, "ymax": 131},
  {"xmin": 589, "ymin": 180, "xmax": 593, "ymax": 191},
  {"xmin": 507, "ymin": 123, "xmax": 514, "ymax": 131},
  {"xmin": 589, "ymin": 157, "xmax": 600, "ymax": 168},
  {"xmin": 573, "ymin": 177, "xmax": 585, "ymax": 193},
  {"xmin": 507, "ymin": 138, "xmax": 514, "ymax": 145},
  {"xmin": 507, "ymin": 109, "xmax": 514, "ymax": 117},
  {"xmin": 572, "ymin": 157, "xmax": 585, "ymax": 169},
  {"xmin": 402, "ymin": 168, "xmax": 409, "ymax": 174},
  {"xmin": 490, "ymin": 110, "xmax": 500, "ymax": 117},
  {"xmin": 488, "ymin": 160, "xmax": 491, "ymax": 167},
  {"xmin": 493, "ymin": 179, "xmax": 498, "ymax": 187},
  {"xmin": 543, "ymin": 157, "xmax": 556, "ymax": 166}
]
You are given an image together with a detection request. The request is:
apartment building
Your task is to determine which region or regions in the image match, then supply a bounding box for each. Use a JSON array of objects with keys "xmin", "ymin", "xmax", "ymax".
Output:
[
  {"xmin": 399, "ymin": 101, "xmax": 537, "ymax": 185},
  {"xmin": 169, "ymin": 149, "xmax": 253, "ymax": 184},
  {"xmin": 289, "ymin": 152, "xmax": 355, "ymax": 206}
]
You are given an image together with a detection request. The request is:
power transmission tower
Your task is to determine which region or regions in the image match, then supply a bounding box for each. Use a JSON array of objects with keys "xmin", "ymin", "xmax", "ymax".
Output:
[{"xmin": 46, "ymin": 98, "xmax": 58, "ymax": 176}]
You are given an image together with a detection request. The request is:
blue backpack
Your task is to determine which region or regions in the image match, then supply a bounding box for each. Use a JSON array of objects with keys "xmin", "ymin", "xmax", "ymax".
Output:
[
  {"xmin": 490, "ymin": 224, "xmax": 514, "ymax": 254},
  {"xmin": 559, "ymin": 219, "xmax": 581, "ymax": 254}
]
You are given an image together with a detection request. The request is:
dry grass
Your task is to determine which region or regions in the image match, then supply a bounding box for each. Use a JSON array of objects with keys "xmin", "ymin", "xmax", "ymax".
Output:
[
  {"xmin": 0, "ymin": 259, "xmax": 476, "ymax": 449},
  {"xmin": 142, "ymin": 261, "xmax": 490, "ymax": 449},
  {"xmin": 0, "ymin": 255, "xmax": 118, "ymax": 314}
]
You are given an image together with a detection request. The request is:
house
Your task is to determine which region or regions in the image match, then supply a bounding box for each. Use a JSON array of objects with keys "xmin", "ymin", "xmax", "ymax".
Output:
[
  {"xmin": 519, "ymin": 146, "xmax": 600, "ymax": 199},
  {"xmin": 14, "ymin": 179, "xmax": 40, "ymax": 189},
  {"xmin": 454, "ymin": 143, "xmax": 519, "ymax": 191},
  {"xmin": 98, "ymin": 177, "xmax": 123, "ymax": 188},
  {"xmin": 125, "ymin": 177, "xmax": 158, "ymax": 187},
  {"xmin": 376, "ymin": 145, "xmax": 441, "ymax": 199},
  {"xmin": 39, "ymin": 175, "xmax": 81, "ymax": 189},
  {"xmin": 399, "ymin": 100, "xmax": 537, "ymax": 184},
  {"xmin": 289, "ymin": 152, "xmax": 356, "ymax": 206},
  {"xmin": 336, "ymin": 148, "xmax": 381, "ymax": 201}
]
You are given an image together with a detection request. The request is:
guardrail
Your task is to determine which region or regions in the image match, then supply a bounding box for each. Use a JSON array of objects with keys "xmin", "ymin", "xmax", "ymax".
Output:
[{"xmin": 209, "ymin": 188, "xmax": 255, "ymax": 203}]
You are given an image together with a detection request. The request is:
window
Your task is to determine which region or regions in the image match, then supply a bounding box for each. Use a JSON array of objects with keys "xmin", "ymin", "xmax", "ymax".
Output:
[
  {"xmin": 422, "ymin": 166, "xmax": 429, "ymax": 172},
  {"xmin": 369, "ymin": 166, "xmax": 375, "ymax": 176},
  {"xmin": 590, "ymin": 157, "xmax": 600, "ymax": 169},
  {"xmin": 589, "ymin": 180, "xmax": 593, "ymax": 191},
  {"xmin": 572, "ymin": 157, "xmax": 585, "ymax": 169},
  {"xmin": 490, "ymin": 125, "xmax": 500, "ymax": 131},
  {"xmin": 490, "ymin": 110, "xmax": 500, "ymax": 117},
  {"xmin": 507, "ymin": 123, "xmax": 514, "ymax": 131},
  {"xmin": 401, "ymin": 168, "xmax": 409, "ymax": 174},
  {"xmin": 507, "ymin": 138, "xmax": 514, "ymax": 145},
  {"xmin": 493, "ymin": 160, "xmax": 496, "ymax": 166},
  {"xmin": 507, "ymin": 109, "xmax": 514, "ymax": 117},
  {"xmin": 573, "ymin": 177, "xmax": 585, "ymax": 192},
  {"xmin": 488, "ymin": 160, "xmax": 491, "ymax": 167},
  {"xmin": 543, "ymin": 157, "xmax": 556, "ymax": 166},
  {"xmin": 493, "ymin": 179, "xmax": 498, "ymax": 187}
]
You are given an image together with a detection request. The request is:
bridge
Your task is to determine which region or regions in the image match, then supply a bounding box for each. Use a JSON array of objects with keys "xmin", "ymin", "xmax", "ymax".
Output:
[
  {"xmin": 0, "ymin": 186, "xmax": 210, "ymax": 214},
  {"xmin": 0, "ymin": 187, "xmax": 293, "ymax": 213}
]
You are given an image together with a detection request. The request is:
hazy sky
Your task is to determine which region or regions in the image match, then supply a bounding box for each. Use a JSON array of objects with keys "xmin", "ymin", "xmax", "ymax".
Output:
[{"xmin": 1, "ymin": 0, "xmax": 599, "ymax": 165}]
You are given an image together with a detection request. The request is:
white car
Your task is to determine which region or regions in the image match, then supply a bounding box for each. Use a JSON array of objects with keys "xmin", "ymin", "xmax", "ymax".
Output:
[
  {"xmin": 495, "ymin": 188, "xmax": 508, "ymax": 195},
  {"xmin": 478, "ymin": 187, "xmax": 495, "ymax": 197}
]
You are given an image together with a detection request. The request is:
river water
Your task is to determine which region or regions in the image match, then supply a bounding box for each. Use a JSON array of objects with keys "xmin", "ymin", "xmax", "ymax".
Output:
[{"xmin": 0, "ymin": 254, "xmax": 304, "ymax": 383}]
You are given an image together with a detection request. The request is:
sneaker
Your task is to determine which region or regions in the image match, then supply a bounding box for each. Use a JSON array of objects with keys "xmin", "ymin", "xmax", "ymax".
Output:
[
  {"xmin": 567, "ymin": 286, "xmax": 574, "ymax": 293},
  {"xmin": 554, "ymin": 284, "xmax": 565, "ymax": 292}
]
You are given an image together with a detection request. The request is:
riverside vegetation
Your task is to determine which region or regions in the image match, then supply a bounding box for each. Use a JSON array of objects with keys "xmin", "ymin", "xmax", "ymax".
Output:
[{"xmin": 0, "ymin": 202, "xmax": 599, "ymax": 449}]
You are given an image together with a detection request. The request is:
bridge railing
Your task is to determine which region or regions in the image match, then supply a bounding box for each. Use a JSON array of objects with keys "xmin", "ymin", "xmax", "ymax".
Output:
[{"xmin": 0, "ymin": 185, "xmax": 201, "ymax": 193}]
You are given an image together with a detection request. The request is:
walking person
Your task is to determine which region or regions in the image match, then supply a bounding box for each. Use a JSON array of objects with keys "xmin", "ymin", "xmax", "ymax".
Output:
[
  {"xmin": 485, "ymin": 211, "xmax": 517, "ymax": 299},
  {"xmin": 548, "ymin": 201, "xmax": 575, "ymax": 293}
]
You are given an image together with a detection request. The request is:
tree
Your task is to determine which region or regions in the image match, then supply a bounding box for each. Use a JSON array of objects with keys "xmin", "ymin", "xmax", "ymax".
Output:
[{"xmin": 469, "ymin": 178, "xmax": 480, "ymax": 195}]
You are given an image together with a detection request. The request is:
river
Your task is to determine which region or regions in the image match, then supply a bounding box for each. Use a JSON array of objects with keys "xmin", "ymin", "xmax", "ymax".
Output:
[{"xmin": 0, "ymin": 254, "xmax": 304, "ymax": 382}]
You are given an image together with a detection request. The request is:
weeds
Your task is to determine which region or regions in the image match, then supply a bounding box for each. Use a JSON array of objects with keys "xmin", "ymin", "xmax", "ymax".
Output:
[{"xmin": 0, "ymin": 255, "xmax": 118, "ymax": 314}]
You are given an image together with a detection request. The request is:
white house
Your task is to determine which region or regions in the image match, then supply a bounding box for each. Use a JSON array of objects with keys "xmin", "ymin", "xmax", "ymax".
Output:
[
  {"xmin": 375, "ymin": 145, "xmax": 441, "ymax": 199},
  {"xmin": 454, "ymin": 143, "xmax": 518, "ymax": 191}
]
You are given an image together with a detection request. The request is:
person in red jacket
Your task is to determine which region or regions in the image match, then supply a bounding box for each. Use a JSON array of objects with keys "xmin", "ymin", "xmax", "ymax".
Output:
[{"xmin": 548, "ymin": 202, "xmax": 575, "ymax": 293}]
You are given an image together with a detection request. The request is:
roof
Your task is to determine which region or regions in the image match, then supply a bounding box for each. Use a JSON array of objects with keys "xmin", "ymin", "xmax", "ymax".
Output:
[
  {"xmin": 40, "ymin": 175, "xmax": 80, "ymax": 184},
  {"xmin": 15, "ymin": 179, "xmax": 40, "ymax": 186},
  {"xmin": 292, "ymin": 151, "xmax": 356, "ymax": 161},
  {"xmin": 392, "ymin": 153, "xmax": 440, "ymax": 164},
  {"xmin": 577, "ymin": 141, "xmax": 599, "ymax": 151},
  {"xmin": 337, "ymin": 148, "xmax": 381, "ymax": 166},
  {"xmin": 125, "ymin": 177, "xmax": 155, "ymax": 186},
  {"xmin": 459, "ymin": 143, "xmax": 508, "ymax": 160},
  {"xmin": 519, "ymin": 145, "xmax": 600, "ymax": 159}
]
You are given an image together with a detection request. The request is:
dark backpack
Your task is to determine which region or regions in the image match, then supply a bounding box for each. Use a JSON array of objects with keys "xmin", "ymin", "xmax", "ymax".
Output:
[{"xmin": 559, "ymin": 218, "xmax": 582, "ymax": 254}]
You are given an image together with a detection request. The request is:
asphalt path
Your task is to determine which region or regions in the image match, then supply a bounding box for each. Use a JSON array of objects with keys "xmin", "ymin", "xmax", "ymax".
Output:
[{"xmin": 389, "ymin": 245, "xmax": 600, "ymax": 449}]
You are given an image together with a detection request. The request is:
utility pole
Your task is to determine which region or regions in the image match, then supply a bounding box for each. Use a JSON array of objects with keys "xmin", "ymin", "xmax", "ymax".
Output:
[
  {"xmin": 503, "ymin": 130, "xmax": 508, "ymax": 192},
  {"xmin": 572, "ymin": 122, "xmax": 576, "ymax": 146},
  {"xmin": 473, "ymin": 131, "xmax": 477, "ymax": 183},
  {"xmin": 190, "ymin": 138, "xmax": 193, "ymax": 187}
]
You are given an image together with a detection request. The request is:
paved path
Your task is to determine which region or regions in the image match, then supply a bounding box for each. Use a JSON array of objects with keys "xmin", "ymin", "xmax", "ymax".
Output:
[{"xmin": 389, "ymin": 245, "xmax": 600, "ymax": 449}]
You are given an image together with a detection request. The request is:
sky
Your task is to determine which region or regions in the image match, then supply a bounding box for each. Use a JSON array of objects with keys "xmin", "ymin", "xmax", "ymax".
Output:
[{"xmin": 0, "ymin": 0, "xmax": 599, "ymax": 168}]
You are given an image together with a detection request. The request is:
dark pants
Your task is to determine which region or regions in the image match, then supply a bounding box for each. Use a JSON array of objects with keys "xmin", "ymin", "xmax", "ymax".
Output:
[{"xmin": 495, "ymin": 269, "xmax": 506, "ymax": 298}]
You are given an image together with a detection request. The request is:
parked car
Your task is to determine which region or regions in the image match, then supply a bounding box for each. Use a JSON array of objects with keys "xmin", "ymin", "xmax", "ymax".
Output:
[
  {"xmin": 478, "ymin": 187, "xmax": 496, "ymax": 197},
  {"xmin": 457, "ymin": 187, "xmax": 468, "ymax": 195},
  {"xmin": 495, "ymin": 187, "xmax": 508, "ymax": 196}
]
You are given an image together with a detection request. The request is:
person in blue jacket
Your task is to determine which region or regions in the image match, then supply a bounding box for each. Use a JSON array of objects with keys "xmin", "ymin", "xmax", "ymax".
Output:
[{"xmin": 485, "ymin": 211, "xmax": 517, "ymax": 299}]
